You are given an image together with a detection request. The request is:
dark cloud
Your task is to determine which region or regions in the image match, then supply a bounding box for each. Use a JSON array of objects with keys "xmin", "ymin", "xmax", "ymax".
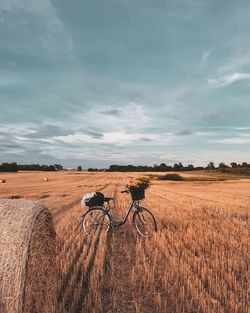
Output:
[
  {"xmin": 25, "ymin": 124, "xmax": 73, "ymax": 139},
  {"xmin": 99, "ymin": 109, "xmax": 122, "ymax": 116},
  {"xmin": 25, "ymin": 125, "xmax": 104, "ymax": 140},
  {"xmin": 175, "ymin": 130, "xmax": 193, "ymax": 136},
  {"xmin": 1, "ymin": 142, "xmax": 23, "ymax": 149},
  {"xmin": 0, "ymin": 132, "xmax": 21, "ymax": 147},
  {"xmin": 85, "ymin": 130, "xmax": 103, "ymax": 139},
  {"xmin": 141, "ymin": 137, "xmax": 152, "ymax": 141},
  {"xmin": 202, "ymin": 113, "xmax": 222, "ymax": 122}
]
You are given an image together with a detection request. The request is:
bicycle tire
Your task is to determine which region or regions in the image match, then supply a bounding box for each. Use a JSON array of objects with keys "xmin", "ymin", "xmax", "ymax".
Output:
[
  {"xmin": 82, "ymin": 208, "xmax": 111, "ymax": 235},
  {"xmin": 133, "ymin": 207, "xmax": 157, "ymax": 237}
]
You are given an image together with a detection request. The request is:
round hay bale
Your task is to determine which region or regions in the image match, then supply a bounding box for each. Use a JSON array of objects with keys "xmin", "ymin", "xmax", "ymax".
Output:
[
  {"xmin": 43, "ymin": 177, "xmax": 49, "ymax": 182},
  {"xmin": 0, "ymin": 199, "xmax": 57, "ymax": 313},
  {"xmin": 0, "ymin": 179, "xmax": 6, "ymax": 183}
]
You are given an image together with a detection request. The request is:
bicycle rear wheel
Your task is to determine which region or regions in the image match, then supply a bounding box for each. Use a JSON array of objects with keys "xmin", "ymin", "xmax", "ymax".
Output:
[
  {"xmin": 133, "ymin": 207, "xmax": 157, "ymax": 237},
  {"xmin": 82, "ymin": 208, "xmax": 110, "ymax": 235}
]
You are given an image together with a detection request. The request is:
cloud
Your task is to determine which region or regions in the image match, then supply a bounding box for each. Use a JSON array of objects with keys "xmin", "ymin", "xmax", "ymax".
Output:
[
  {"xmin": 201, "ymin": 110, "xmax": 233, "ymax": 123},
  {"xmin": 0, "ymin": 0, "xmax": 74, "ymax": 55},
  {"xmin": 208, "ymin": 72, "xmax": 250, "ymax": 87},
  {"xmin": 233, "ymin": 127, "xmax": 250, "ymax": 130},
  {"xmin": 218, "ymin": 52, "xmax": 250, "ymax": 74},
  {"xmin": 211, "ymin": 134, "xmax": 250, "ymax": 144},
  {"xmin": 52, "ymin": 131, "xmax": 171, "ymax": 146},
  {"xmin": 201, "ymin": 49, "xmax": 211, "ymax": 66},
  {"xmin": 24, "ymin": 124, "xmax": 73, "ymax": 138},
  {"xmin": 0, "ymin": 125, "xmax": 35, "ymax": 136},
  {"xmin": 84, "ymin": 130, "xmax": 103, "ymax": 139},
  {"xmin": 2, "ymin": 148, "xmax": 26, "ymax": 155},
  {"xmin": 141, "ymin": 137, "xmax": 152, "ymax": 142},
  {"xmin": 202, "ymin": 113, "xmax": 220, "ymax": 122},
  {"xmin": 0, "ymin": 0, "xmax": 63, "ymax": 32},
  {"xmin": 175, "ymin": 130, "xmax": 193, "ymax": 136},
  {"xmin": 98, "ymin": 109, "xmax": 122, "ymax": 116},
  {"xmin": 81, "ymin": 103, "xmax": 151, "ymax": 131}
]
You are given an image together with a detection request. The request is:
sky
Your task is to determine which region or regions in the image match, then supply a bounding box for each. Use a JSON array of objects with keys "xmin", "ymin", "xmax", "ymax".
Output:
[{"xmin": 1, "ymin": 0, "xmax": 250, "ymax": 168}]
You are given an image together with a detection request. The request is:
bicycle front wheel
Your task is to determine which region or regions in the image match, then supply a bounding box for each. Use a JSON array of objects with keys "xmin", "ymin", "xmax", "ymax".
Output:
[
  {"xmin": 82, "ymin": 208, "xmax": 110, "ymax": 235},
  {"xmin": 133, "ymin": 207, "xmax": 157, "ymax": 237}
]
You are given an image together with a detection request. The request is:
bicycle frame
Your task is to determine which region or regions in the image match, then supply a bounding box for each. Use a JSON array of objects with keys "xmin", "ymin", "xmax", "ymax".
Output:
[
  {"xmin": 82, "ymin": 195, "xmax": 157, "ymax": 237},
  {"xmin": 104, "ymin": 200, "xmax": 140, "ymax": 227}
]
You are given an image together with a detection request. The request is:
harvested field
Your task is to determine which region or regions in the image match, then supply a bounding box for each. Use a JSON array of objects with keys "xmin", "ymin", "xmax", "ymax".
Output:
[{"xmin": 0, "ymin": 171, "xmax": 249, "ymax": 313}]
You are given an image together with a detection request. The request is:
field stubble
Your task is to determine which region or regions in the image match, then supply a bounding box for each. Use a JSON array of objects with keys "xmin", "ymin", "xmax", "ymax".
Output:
[{"xmin": 0, "ymin": 171, "xmax": 249, "ymax": 313}]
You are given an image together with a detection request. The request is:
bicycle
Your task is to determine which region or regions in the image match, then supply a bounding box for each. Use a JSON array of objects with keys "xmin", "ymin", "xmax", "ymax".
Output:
[{"xmin": 81, "ymin": 189, "xmax": 157, "ymax": 237}]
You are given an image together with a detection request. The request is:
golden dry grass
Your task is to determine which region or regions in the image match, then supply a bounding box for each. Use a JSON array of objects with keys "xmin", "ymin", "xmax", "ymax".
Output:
[{"xmin": 0, "ymin": 171, "xmax": 249, "ymax": 313}]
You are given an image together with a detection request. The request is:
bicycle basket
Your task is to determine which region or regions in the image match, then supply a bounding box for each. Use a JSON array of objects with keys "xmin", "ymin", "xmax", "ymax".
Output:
[
  {"xmin": 130, "ymin": 188, "xmax": 145, "ymax": 201},
  {"xmin": 83, "ymin": 192, "xmax": 105, "ymax": 207}
]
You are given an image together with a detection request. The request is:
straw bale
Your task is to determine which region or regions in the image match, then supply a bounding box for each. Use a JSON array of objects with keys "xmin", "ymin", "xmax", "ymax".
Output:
[
  {"xmin": 0, "ymin": 179, "xmax": 6, "ymax": 183},
  {"xmin": 0, "ymin": 199, "xmax": 57, "ymax": 313}
]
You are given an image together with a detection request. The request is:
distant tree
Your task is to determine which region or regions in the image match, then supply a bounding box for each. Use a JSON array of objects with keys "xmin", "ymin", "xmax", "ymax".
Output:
[
  {"xmin": 207, "ymin": 162, "xmax": 215, "ymax": 170},
  {"xmin": 88, "ymin": 168, "xmax": 98, "ymax": 172},
  {"xmin": 196, "ymin": 166, "xmax": 205, "ymax": 170},
  {"xmin": 187, "ymin": 164, "xmax": 194, "ymax": 170},
  {"xmin": 0, "ymin": 162, "xmax": 18, "ymax": 172},
  {"xmin": 1, "ymin": 163, "xmax": 58, "ymax": 172},
  {"xmin": 109, "ymin": 165, "xmax": 118, "ymax": 171},
  {"xmin": 48, "ymin": 165, "xmax": 56, "ymax": 171},
  {"xmin": 138, "ymin": 165, "xmax": 144, "ymax": 172},
  {"xmin": 230, "ymin": 162, "xmax": 238, "ymax": 168},
  {"xmin": 158, "ymin": 163, "xmax": 172, "ymax": 172},
  {"xmin": 77, "ymin": 166, "xmax": 82, "ymax": 171},
  {"xmin": 218, "ymin": 162, "xmax": 228, "ymax": 169},
  {"xmin": 173, "ymin": 163, "xmax": 180, "ymax": 170},
  {"xmin": 241, "ymin": 162, "xmax": 249, "ymax": 168},
  {"xmin": 54, "ymin": 164, "xmax": 63, "ymax": 171},
  {"xmin": 159, "ymin": 163, "xmax": 166, "ymax": 171}
]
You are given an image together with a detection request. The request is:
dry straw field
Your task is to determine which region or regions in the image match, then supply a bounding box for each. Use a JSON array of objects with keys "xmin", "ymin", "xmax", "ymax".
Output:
[{"xmin": 0, "ymin": 171, "xmax": 249, "ymax": 313}]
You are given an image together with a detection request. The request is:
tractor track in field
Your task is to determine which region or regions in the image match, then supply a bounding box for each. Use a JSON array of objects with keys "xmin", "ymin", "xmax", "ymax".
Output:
[
  {"xmin": 100, "ymin": 182, "xmax": 119, "ymax": 312},
  {"xmin": 106, "ymin": 228, "xmax": 137, "ymax": 313},
  {"xmin": 101, "ymin": 230, "xmax": 113, "ymax": 312},
  {"xmin": 73, "ymin": 229, "xmax": 102, "ymax": 313},
  {"xmin": 56, "ymin": 180, "xmax": 116, "ymax": 312},
  {"xmin": 61, "ymin": 180, "xmax": 121, "ymax": 313},
  {"xmin": 101, "ymin": 182, "xmax": 138, "ymax": 313},
  {"xmin": 57, "ymin": 239, "xmax": 85, "ymax": 304},
  {"xmin": 56, "ymin": 177, "xmax": 131, "ymax": 313},
  {"xmin": 54, "ymin": 196, "xmax": 82, "ymax": 218}
]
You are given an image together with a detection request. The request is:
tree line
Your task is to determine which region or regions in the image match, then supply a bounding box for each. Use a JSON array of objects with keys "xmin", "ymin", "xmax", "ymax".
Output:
[
  {"xmin": 0, "ymin": 162, "xmax": 63, "ymax": 172},
  {"xmin": 1, "ymin": 161, "xmax": 250, "ymax": 172},
  {"xmin": 104, "ymin": 161, "xmax": 250, "ymax": 172}
]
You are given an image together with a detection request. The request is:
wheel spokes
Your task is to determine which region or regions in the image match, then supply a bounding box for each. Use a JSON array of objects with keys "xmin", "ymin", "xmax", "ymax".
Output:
[
  {"xmin": 135, "ymin": 209, "xmax": 156, "ymax": 237},
  {"xmin": 83, "ymin": 210, "xmax": 110, "ymax": 235}
]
